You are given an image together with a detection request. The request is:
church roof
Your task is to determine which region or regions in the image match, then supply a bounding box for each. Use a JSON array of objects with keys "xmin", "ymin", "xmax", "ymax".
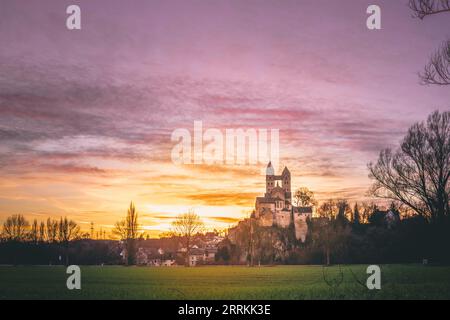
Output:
[
  {"xmin": 270, "ymin": 185, "xmax": 285, "ymax": 193},
  {"xmin": 256, "ymin": 196, "xmax": 274, "ymax": 203},
  {"xmin": 256, "ymin": 196, "xmax": 282, "ymax": 203},
  {"xmin": 266, "ymin": 161, "xmax": 274, "ymax": 176}
]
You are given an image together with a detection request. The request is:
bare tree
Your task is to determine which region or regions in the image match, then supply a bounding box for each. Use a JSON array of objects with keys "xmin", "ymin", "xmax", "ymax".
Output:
[
  {"xmin": 2, "ymin": 214, "xmax": 29, "ymax": 241},
  {"xmin": 30, "ymin": 219, "xmax": 39, "ymax": 244},
  {"xmin": 420, "ymin": 40, "xmax": 450, "ymax": 86},
  {"xmin": 409, "ymin": 0, "xmax": 450, "ymax": 19},
  {"xmin": 316, "ymin": 200, "xmax": 352, "ymax": 265},
  {"xmin": 113, "ymin": 202, "xmax": 141, "ymax": 265},
  {"xmin": 58, "ymin": 217, "xmax": 80, "ymax": 265},
  {"xmin": 369, "ymin": 111, "xmax": 450, "ymax": 222},
  {"xmin": 170, "ymin": 210, "xmax": 204, "ymax": 266},
  {"xmin": 39, "ymin": 221, "xmax": 46, "ymax": 242},
  {"xmin": 408, "ymin": 1, "xmax": 450, "ymax": 85},
  {"xmin": 318, "ymin": 200, "xmax": 339, "ymax": 220},
  {"xmin": 336, "ymin": 199, "xmax": 352, "ymax": 222},
  {"xmin": 360, "ymin": 202, "xmax": 376, "ymax": 224},
  {"xmin": 317, "ymin": 200, "xmax": 339, "ymax": 265},
  {"xmin": 46, "ymin": 218, "xmax": 58, "ymax": 243},
  {"xmin": 293, "ymin": 187, "xmax": 318, "ymax": 207},
  {"xmin": 353, "ymin": 203, "xmax": 361, "ymax": 224}
]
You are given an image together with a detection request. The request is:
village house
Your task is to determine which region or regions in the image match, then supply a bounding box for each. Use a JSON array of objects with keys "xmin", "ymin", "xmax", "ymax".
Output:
[
  {"xmin": 188, "ymin": 248, "xmax": 206, "ymax": 266},
  {"xmin": 136, "ymin": 247, "xmax": 176, "ymax": 266},
  {"xmin": 180, "ymin": 245, "xmax": 219, "ymax": 266}
]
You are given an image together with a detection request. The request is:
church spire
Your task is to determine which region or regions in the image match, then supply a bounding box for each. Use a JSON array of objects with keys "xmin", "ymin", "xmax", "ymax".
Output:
[{"xmin": 266, "ymin": 161, "xmax": 275, "ymax": 176}]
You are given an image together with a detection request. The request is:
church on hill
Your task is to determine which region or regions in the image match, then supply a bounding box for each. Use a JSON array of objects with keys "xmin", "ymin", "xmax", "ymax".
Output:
[{"xmin": 254, "ymin": 162, "xmax": 312, "ymax": 242}]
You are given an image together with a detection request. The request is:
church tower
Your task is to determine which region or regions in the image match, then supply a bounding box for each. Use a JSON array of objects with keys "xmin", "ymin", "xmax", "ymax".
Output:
[
  {"xmin": 282, "ymin": 166, "xmax": 291, "ymax": 202},
  {"xmin": 266, "ymin": 161, "xmax": 275, "ymax": 193}
]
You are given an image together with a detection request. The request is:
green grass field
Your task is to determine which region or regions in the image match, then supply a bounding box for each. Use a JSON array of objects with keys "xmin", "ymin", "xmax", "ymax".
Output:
[{"xmin": 1, "ymin": 265, "xmax": 449, "ymax": 299}]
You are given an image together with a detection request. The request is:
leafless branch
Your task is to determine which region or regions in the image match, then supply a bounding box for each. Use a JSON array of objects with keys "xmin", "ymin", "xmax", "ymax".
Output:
[
  {"xmin": 368, "ymin": 111, "xmax": 450, "ymax": 222},
  {"xmin": 409, "ymin": 0, "xmax": 450, "ymax": 19},
  {"xmin": 420, "ymin": 40, "xmax": 450, "ymax": 86}
]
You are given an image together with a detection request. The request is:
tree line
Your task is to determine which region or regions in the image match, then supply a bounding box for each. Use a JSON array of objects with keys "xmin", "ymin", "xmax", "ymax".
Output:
[
  {"xmin": 111, "ymin": 202, "xmax": 205, "ymax": 267},
  {"xmin": 1, "ymin": 215, "xmax": 82, "ymax": 265},
  {"xmin": 217, "ymin": 110, "xmax": 450, "ymax": 265},
  {"xmin": 1, "ymin": 110, "xmax": 448, "ymax": 266},
  {"xmin": 1, "ymin": 214, "xmax": 81, "ymax": 244}
]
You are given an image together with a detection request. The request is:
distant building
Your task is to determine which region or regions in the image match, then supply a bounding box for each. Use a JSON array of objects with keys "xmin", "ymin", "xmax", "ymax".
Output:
[
  {"xmin": 254, "ymin": 162, "xmax": 313, "ymax": 242},
  {"xmin": 204, "ymin": 232, "xmax": 224, "ymax": 246},
  {"xmin": 384, "ymin": 209, "xmax": 400, "ymax": 228},
  {"xmin": 204, "ymin": 247, "xmax": 218, "ymax": 262},
  {"xmin": 188, "ymin": 248, "xmax": 206, "ymax": 266},
  {"xmin": 182, "ymin": 246, "xmax": 219, "ymax": 266},
  {"xmin": 136, "ymin": 247, "xmax": 177, "ymax": 266}
]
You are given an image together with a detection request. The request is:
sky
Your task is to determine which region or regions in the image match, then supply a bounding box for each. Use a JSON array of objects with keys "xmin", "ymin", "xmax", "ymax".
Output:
[{"xmin": 0, "ymin": 0, "xmax": 449, "ymax": 237}]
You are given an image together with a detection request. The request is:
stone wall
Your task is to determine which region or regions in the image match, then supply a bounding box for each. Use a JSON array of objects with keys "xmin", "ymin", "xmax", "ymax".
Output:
[
  {"xmin": 275, "ymin": 211, "xmax": 291, "ymax": 228},
  {"xmin": 293, "ymin": 213, "xmax": 308, "ymax": 243},
  {"xmin": 258, "ymin": 210, "xmax": 273, "ymax": 227},
  {"xmin": 256, "ymin": 202, "xmax": 274, "ymax": 218}
]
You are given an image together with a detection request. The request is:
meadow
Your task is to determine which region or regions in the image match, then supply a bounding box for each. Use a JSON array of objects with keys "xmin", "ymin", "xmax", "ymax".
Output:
[{"xmin": 1, "ymin": 265, "xmax": 449, "ymax": 300}]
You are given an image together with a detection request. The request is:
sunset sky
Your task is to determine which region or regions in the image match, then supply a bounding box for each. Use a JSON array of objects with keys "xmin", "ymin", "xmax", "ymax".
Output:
[{"xmin": 0, "ymin": 0, "xmax": 449, "ymax": 237}]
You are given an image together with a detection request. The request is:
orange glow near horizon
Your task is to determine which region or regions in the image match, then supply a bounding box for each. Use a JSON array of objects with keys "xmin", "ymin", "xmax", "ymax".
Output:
[
  {"xmin": 0, "ymin": 158, "xmax": 375, "ymax": 238},
  {"xmin": 1, "ymin": 1, "xmax": 449, "ymax": 238}
]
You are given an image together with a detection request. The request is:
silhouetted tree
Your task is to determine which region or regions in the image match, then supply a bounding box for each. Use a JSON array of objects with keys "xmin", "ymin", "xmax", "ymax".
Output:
[
  {"xmin": 360, "ymin": 202, "xmax": 377, "ymax": 224},
  {"xmin": 353, "ymin": 203, "xmax": 361, "ymax": 225},
  {"xmin": 336, "ymin": 199, "xmax": 352, "ymax": 223},
  {"xmin": 369, "ymin": 111, "xmax": 450, "ymax": 223},
  {"xmin": 58, "ymin": 217, "xmax": 80, "ymax": 265},
  {"xmin": 419, "ymin": 40, "xmax": 450, "ymax": 86},
  {"xmin": 315, "ymin": 199, "xmax": 352, "ymax": 265},
  {"xmin": 215, "ymin": 246, "xmax": 230, "ymax": 263},
  {"xmin": 113, "ymin": 202, "xmax": 141, "ymax": 265},
  {"xmin": 316, "ymin": 200, "xmax": 338, "ymax": 265},
  {"xmin": 170, "ymin": 210, "xmax": 204, "ymax": 266},
  {"xmin": 368, "ymin": 207, "xmax": 387, "ymax": 227},
  {"xmin": 2, "ymin": 214, "xmax": 29, "ymax": 241},
  {"xmin": 30, "ymin": 219, "xmax": 39, "ymax": 244},
  {"xmin": 408, "ymin": 1, "xmax": 450, "ymax": 85},
  {"xmin": 46, "ymin": 218, "xmax": 58, "ymax": 243},
  {"xmin": 294, "ymin": 187, "xmax": 317, "ymax": 207},
  {"xmin": 38, "ymin": 221, "xmax": 46, "ymax": 242},
  {"xmin": 408, "ymin": 0, "xmax": 450, "ymax": 19}
]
